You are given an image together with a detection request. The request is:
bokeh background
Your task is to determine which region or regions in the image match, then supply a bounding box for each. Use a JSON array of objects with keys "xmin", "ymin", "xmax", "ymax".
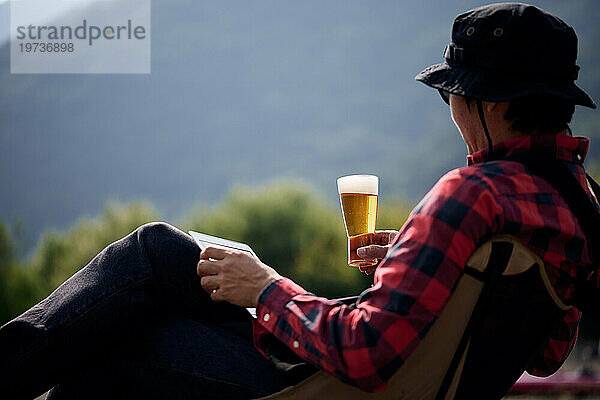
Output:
[{"xmin": 1, "ymin": 0, "xmax": 600, "ymax": 396}]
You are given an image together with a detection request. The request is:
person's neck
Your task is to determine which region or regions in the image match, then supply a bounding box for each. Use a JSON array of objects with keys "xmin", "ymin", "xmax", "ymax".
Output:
[{"xmin": 467, "ymin": 128, "xmax": 569, "ymax": 155}]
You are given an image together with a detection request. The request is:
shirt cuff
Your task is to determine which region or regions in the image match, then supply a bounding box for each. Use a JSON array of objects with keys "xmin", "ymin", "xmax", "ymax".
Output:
[{"xmin": 255, "ymin": 277, "xmax": 306, "ymax": 328}]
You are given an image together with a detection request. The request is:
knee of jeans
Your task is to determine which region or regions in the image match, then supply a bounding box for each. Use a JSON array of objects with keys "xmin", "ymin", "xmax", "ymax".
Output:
[
  {"xmin": 134, "ymin": 222, "xmax": 192, "ymax": 263},
  {"xmin": 134, "ymin": 222, "xmax": 178, "ymax": 253},
  {"xmin": 136, "ymin": 222, "xmax": 175, "ymax": 240}
]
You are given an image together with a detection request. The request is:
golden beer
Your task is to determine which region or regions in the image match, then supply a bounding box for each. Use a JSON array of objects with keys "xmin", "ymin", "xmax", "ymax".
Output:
[
  {"xmin": 337, "ymin": 175, "xmax": 379, "ymax": 267},
  {"xmin": 340, "ymin": 193, "xmax": 378, "ymax": 237}
]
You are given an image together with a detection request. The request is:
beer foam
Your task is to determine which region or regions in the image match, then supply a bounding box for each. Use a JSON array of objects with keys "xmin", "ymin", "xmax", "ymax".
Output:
[{"xmin": 337, "ymin": 175, "xmax": 378, "ymax": 195}]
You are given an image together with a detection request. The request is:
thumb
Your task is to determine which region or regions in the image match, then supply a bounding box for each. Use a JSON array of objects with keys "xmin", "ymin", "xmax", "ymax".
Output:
[{"xmin": 357, "ymin": 245, "xmax": 389, "ymax": 260}]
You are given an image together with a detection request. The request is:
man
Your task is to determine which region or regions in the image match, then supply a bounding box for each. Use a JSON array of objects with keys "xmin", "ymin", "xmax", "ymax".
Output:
[{"xmin": 1, "ymin": 3, "xmax": 597, "ymax": 399}]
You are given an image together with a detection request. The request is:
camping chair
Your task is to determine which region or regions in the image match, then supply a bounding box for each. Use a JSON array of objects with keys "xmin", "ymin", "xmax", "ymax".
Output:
[{"xmin": 257, "ymin": 235, "xmax": 569, "ymax": 399}]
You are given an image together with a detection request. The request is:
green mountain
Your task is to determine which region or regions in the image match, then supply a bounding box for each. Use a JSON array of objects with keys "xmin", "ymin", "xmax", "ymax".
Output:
[{"xmin": 1, "ymin": 0, "xmax": 599, "ymax": 251}]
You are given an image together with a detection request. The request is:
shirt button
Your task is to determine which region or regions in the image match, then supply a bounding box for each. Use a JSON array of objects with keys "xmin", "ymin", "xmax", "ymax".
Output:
[
  {"xmin": 576, "ymin": 154, "xmax": 582, "ymax": 161},
  {"xmin": 293, "ymin": 340, "xmax": 299, "ymax": 349},
  {"xmin": 263, "ymin": 313, "xmax": 270, "ymax": 322}
]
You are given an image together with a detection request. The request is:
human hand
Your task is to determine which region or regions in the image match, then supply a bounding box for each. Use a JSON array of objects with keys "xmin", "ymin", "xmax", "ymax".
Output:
[
  {"xmin": 197, "ymin": 248, "xmax": 282, "ymax": 307},
  {"xmin": 356, "ymin": 230, "xmax": 399, "ymax": 274}
]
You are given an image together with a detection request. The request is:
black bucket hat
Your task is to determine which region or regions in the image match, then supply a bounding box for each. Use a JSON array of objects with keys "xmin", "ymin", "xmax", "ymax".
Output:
[{"xmin": 415, "ymin": 2, "xmax": 596, "ymax": 109}]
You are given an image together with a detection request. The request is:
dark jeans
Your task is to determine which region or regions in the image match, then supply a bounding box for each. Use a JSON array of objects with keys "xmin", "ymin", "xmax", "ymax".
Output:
[{"xmin": 0, "ymin": 223, "xmax": 316, "ymax": 400}]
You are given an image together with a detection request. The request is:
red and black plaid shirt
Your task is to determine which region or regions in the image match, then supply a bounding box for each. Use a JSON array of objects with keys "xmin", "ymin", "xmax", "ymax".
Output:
[{"xmin": 253, "ymin": 133, "xmax": 596, "ymax": 392}]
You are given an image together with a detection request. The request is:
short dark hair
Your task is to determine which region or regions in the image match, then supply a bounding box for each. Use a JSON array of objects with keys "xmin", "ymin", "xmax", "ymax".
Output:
[{"xmin": 504, "ymin": 94, "xmax": 575, "ymax": 135}]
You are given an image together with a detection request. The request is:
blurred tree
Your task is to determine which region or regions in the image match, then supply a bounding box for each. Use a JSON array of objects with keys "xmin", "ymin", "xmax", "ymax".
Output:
[
  {"xmin": 183, "ymin": 181, "xmax": 364, "ymax": 297},
  {"xmin": 0, "ymin": 221, "xmax": 14, "ymax": 267},
  {"xmin": 29, "ymin": 202, "xmax": 159, "ymax": 295},
  {"xmin": 2, "ymin": 184, "xmax": 413, "ymax": 325},
  {"xmin": 182, "ymin": 181, "xmax": 413, "ymax": 298},
  {"xmin": 0, "ymin": 222, "xmax": 41, "ymax": 324},
  {"xmin": 377, "ymin": 196, "xmax": 413, "ymax": 232}
]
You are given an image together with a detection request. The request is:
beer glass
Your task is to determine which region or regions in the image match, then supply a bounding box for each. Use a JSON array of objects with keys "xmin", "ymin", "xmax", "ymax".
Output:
[{"xmin": 337, "ymin": 174, "xmax": 379, "ymax": 267}]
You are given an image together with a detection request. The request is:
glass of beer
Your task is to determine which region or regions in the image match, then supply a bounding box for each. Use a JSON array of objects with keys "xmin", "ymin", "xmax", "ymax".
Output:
[{"xmin": 337, "ymin": 174, "xmax": 379, "ymax": 267}]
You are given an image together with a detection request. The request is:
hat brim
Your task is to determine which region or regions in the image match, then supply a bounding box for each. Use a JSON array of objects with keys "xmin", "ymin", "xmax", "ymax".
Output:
[{"xmin": 415, "ymin": 62, "xmax": 597, "ymax": 109}]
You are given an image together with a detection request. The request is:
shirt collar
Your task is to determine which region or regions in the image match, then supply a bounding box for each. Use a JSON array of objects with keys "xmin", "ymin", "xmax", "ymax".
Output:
[{"xmin": 466, "ymin": 134, "xmax": 590, "ymax": 166}]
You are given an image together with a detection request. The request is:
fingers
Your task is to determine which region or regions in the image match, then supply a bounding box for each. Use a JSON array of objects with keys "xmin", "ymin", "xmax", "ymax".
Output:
[
  {"xmin": 199, "ymin": 246, "xmax": 230, "ymax": 260},
  {"xmin": 201, "ymin": 276, "xmax": 226, "ymax": 302},
  {"xmin": 200, "ymin": 274, "xmax": 220, "ymax": 292},
  {"xmin": 197, "ymin": 258, "xmax": 228, "ymax": 302},
  {"xmin": 197, "ymin": 246, "xmax": 236, "ymax": 276},
  {"xmin": 373, "ymin": 230, "xmax": 399, "ymax": 245},
  {"xmin": 210, "ymin": 287, "xmax": 226, "ymax": 302},
  {"xmin": 196, "ymin": 247, "xmax": 271, "ymax": 306},
  {"xmin": 359, "ymin": 265, "xmax": 377, "ymax": 275},
  {"xmin": 196, "ymin": 258, "xmax": 223, "ymax": 276},
  {"xmin": 357, "ymin": 244, "xmax": 389, "ymax": 260}
]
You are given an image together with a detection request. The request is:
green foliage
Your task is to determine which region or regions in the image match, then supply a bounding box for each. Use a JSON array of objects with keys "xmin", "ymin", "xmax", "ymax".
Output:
[
  {"xmin": 0, "ymin": 221, "xmax": 14, "ymax": 266},
  {"xmin": 182, "ymin": 181, "xmax": 385, "ymax": 297},
  {"xmin": 377, "ymin": 196, "xmax": 413, "ymax": 232},
  {"xmin": 0, "ymin": 222, "xmax": 41, "ymax": 324},
  {"xmin": 182, "ymin": 182, "xmax": 413, "ymax": 298},
  {"xmin": 0, "ymin": 202, "xmax": 158, "ymax": 325},
  {"xmin": 1, "ymin": 184, "xmax": 412, "ymax": 325},
  {"xmin": 29, "ymin": 202, "xmax": 159, "ymax": 293}
]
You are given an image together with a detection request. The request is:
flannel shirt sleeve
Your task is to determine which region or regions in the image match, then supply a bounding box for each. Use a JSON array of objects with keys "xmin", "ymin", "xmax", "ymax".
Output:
[
  {"xmin": 526, "ymin": 307, "xmax": 581, "ymax": 377},
  {"xmin": 253, "ymin": 168, "xmax": 503, "ymax": 392}
]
